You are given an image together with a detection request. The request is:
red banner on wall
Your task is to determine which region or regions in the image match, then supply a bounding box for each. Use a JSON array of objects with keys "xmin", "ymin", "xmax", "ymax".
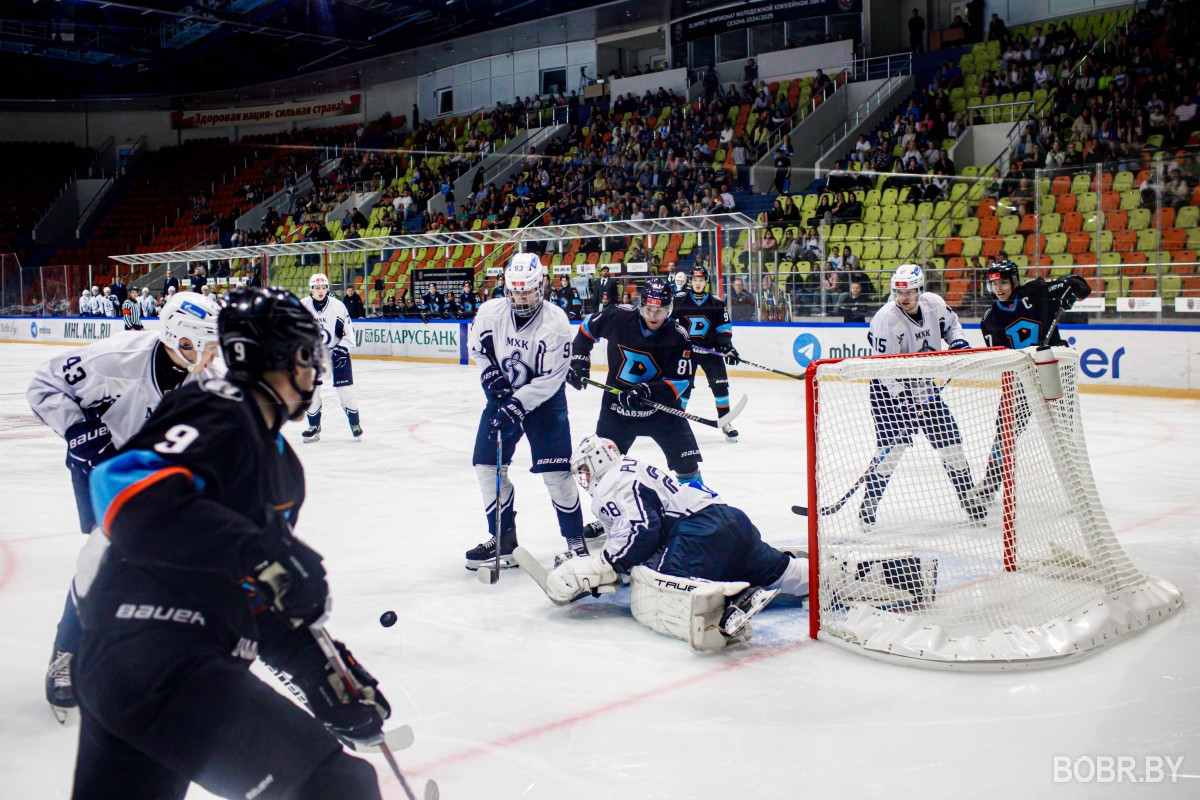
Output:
[{"xmin": 171, "ymin": 94, "xmax": 362, "ymax": 129}]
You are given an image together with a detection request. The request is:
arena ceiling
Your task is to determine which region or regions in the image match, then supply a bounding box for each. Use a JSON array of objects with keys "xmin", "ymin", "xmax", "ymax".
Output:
[{"xmin": 1, "ymin": 0, "xmax": 629, "ymax": 99}]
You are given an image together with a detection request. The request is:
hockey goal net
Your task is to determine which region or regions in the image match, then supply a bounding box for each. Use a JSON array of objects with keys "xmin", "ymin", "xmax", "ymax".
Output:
[{"xmin": 805, "ymin": 347, "xmax": 1182, "ymax": 669}]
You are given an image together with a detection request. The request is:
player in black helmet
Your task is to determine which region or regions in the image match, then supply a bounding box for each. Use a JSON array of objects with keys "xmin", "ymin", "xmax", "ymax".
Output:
[
  {"xmin": 971, "ymin": 261, "xmax": 1092, "ymax": 509},
  {"xmin": 671, "ymin": 265, "xmax": 741, "ymax": 442},
  {"xmin": 73, "ymin": 287, "xmax": 389, "ymax": 800},
  {"xmin": 568, "ymin": 277, "xmax": 707, "ymax": 485},
  {"xmin": 980, "ymin": 260, "xmax": 1090, "ymax": 349}
]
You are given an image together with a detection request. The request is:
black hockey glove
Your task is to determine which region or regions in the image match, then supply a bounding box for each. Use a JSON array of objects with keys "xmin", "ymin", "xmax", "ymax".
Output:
[
  {"xmin": 719, "ymin": 344, "xmax": 741, "ymax": 365},
  {"xmin": 297, "ymin": 639, "xmax": 391, "ymax": 746},
  {"xmin": 617, "ymin": 383, "xmax": 653, "ymax": 410},
  {"xmin": 1059, "ymin": 284, "xmax": 1080, "ymax": 310},
  {"xmin": 255, "ymin": 529, "xmax": 330, "ymax": 629},
  {"xmin": 489, "ymin": 396, "xmax": 526, "ymax": 436},
  {"xmin": 334, "ymin": 319, "xmax": 346, "ymax": 340},
  {"xmin": 480, "ymin": 363, "xmax": 513, "ymax": 404},
  {"xmin": 567, "ymin": 353, "xmax": 590, "ymax": 390},
  {"xmin": 64, "ymin": 418, "xmax": 113, "ymax": 476}
]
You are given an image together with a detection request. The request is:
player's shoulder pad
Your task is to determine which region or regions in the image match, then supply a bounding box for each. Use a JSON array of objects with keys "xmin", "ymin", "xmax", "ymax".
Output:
[
  {"xmin": 615, "ymin": 303, "xmax": 637, "ymax": 313},
  {"xmin": 541, "ymin": 301, "xmax": 572, "ymax": 329},
  {"xmin": 921, "ymin": 291, "xmax": 950, "ymax": 309},
  {"xmin": 670, "ymin": 321, "xmax": 692, "ymax": 343}
]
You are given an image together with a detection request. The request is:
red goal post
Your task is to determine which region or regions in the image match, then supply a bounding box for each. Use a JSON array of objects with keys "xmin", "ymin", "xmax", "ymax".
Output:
[{"xmin": 803, "ymin": 347, "xmax": 1182, "ymax": 669}]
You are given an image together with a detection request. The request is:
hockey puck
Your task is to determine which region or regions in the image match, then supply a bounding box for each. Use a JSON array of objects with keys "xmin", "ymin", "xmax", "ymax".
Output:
[{"xmin": 379, "ymin": 610, "xmax": 397, "ymax": 628}]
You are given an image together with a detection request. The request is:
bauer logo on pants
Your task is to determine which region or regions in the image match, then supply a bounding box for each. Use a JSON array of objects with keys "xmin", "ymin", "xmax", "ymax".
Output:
[{"xmin": 792, "ymin": 333, "xmax": 821, "ymax": 367}]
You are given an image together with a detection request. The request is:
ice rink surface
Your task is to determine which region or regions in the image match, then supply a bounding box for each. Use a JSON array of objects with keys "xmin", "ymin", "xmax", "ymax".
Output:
[{"xmin": 0, "ymin": 341, "xmax": 1197, "ymax": 799}]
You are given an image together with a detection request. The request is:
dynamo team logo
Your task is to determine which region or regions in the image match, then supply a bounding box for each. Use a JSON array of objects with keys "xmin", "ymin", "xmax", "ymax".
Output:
[{"xmin": 792, "ymin": 333, "xmax": 820, "ymax": 368}]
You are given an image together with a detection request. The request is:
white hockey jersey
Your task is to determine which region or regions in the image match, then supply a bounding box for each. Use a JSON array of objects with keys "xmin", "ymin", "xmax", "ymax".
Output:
[
  {"xmin": 27, "ymin": 331, "xmax": 223, "ymax": 448},
  {"xmin": 591, "ymin": 456, "xmax": 723, "ymax": 569},
  {"xmin": 469, "ymin": 297, "xmax": 572, "ymax": 413},
  {"xmin": 301, "ymin": 295, "xmax": 354, "ymax": 351},
  {"xmin": 868, "ymin": 292, "xmax": 967, "ymax": 400},
  {"xmin": 868, "ymin": 292, "xmax": 966, "ymax": 356}
]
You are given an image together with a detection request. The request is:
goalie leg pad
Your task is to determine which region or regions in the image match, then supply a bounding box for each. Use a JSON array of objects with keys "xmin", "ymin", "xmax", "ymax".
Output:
[{"xmin": 630, "ymin": 566, "xmax": 751, "ymax": 653}]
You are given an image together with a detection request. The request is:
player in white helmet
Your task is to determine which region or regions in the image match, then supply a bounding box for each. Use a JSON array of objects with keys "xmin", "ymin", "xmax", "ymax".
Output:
[
  {"xmin": 26, "ymin": 290, "xmax": 224, "ymax": 720},
  {"xmin": 299, "ymin": 272, "xmax": 360, "ymax": 441},
  {"xmin": 464, "ymin": 252, "xmax": 584, "ymax": 570},
  {"xmin": 858, "ymin": 263, "xmax": 979, "ymax": 526},
  {"xmin": 524, "ymin": 435, "xmax": 809, "ymax": 651}
]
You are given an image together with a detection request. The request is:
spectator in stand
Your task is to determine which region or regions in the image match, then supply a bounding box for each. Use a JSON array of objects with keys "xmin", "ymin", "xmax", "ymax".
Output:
[
  {"xmin": 852, "ymin": 135, "xmax": 872, "ymax": 164},
  {"xmin": 835, "ymin": 281, "xmax": 869, "ymax": 322},
  {"xmin": 743, "ymin": 59, "xmax": 758, "ymax": 89},
  {"xmin": 729, "ymin": 277, "xmax": 756, "ymax": 321},
  {"xmin": 162, "ymin": 269, "xmax": 180, "ymax": 297},
  {"xmin": 773, "ymin": 147, "xmax": 791, "ymax": 195},
  {"xmin": 189, "ymin": 266, "xmax": 207, "ymax": 292},
  {"xmin": 909, "ymin": 9, "xmax": 926, "ymax": 53},
  {"xmin": 1175, "ymin": 95, "xmax": 1198, "ymax": 143},
  {"xmin": 988, "ymin": 13, "xmax": 1009, "ymax": 43},
  {"xmin": 343, "ymin": 285, "xmax": 366, "ymax": 318}
]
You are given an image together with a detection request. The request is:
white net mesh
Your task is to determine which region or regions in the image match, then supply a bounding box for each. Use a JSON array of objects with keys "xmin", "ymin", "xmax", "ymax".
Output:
[{"xmin": 808, "ymin": 348, "xmax": 1182, "ymax": 668}]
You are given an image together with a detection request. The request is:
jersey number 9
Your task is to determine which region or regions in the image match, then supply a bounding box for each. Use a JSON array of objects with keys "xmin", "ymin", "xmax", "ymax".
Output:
[{"xmin": 153, "ymin": 424, "xmax": 200, "ymax": 455}]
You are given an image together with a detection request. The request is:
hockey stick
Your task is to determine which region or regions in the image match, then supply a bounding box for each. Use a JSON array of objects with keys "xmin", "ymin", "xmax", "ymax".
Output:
[
  {"xmin": 513, "ymin": 546, "xmax": 617, "ymax": 606},
  {"xmin": 581, "ymin": 377, "xmax": 747, "ymax": 429},
  {"xmin": 792, "ymin": 378, "xmax": 956, "ymax": 516},
  {"xmin": 689, "ymin": 344, "xmax": 803, "ymax": 380},
  {"xmin": 477, "ymin": 430, "xmax": 504, "ymax": 585},
  {"xmin": 310, "ymin": 627, "xmax": 439, "ymax": 800}
]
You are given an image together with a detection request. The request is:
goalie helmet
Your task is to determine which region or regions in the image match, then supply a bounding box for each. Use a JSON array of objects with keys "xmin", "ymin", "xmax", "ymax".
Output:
[
  {"xmin": 570, "ymin": 435, "xmax": 622, "ymax": 492},
  {"xmin": 890, "ymin": 263, "xmax": 925, "ymax": 297},
  {"xmin": 504, "ymin": 252, "xmax": 545, "ymax": 319},
  {"xmin": 158, "ymin": 291, "xmax": 222, "ymax": 371}
]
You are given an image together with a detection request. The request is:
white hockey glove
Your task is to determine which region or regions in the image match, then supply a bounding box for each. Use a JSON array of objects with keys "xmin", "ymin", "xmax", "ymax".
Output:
[{"xmin": 546, "ymin": 552, "xmax": 619, "ymax": 604}]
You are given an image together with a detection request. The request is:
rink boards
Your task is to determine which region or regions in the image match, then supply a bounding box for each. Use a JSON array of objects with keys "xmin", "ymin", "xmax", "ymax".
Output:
[{"xmin": 2, "ymin": 316, "xmax": 1198, "ymax": 395}]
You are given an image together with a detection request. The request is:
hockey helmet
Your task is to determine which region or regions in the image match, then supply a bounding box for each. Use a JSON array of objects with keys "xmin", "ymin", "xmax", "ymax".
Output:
[
  {"xmin": 690, "ymin": 266, "xmax": 710, "ymax": 290},
  {"xmin": 570, "ymin": 435, "xmax": 623, "ymax": 492},
  {"xmin": 159, "ymin": 291, "xmax": 222, "ymax": 372},
  {"xmin": 639, "ymin": 277, "xmax": 674, "ymax": 327},
  {"xmin": 890, "ymin": 263, "xmax": 925, "ymax": 297},
  {"xmin": 504, "ymin": 252, "xmax": 545, "ymax": 318},
  {"xmin": 309, "ymin": 272, "xmax": 330, "ymax": 299},
  {"xmin": 986, "ymin": 260, "xmax": 1020, "ymax": 288},
  {"xmin": 219, "ymin": 287, "xmax": 324, "ymax": 421}
]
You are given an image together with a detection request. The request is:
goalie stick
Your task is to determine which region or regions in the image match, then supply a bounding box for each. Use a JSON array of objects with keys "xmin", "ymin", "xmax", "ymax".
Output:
[
  {"xmin": 689, "ymin": 344, "xmax": 803, "ymax": 380},
  {"xmin": 513, "ymin": 546, "xmax": 617, "ymax": 605},
  {"xmin": 581, "ymin": 377, "xmax": 747, "ymax": 429},
  {"xmin": 310, "ymin": 626, "xmax": 439, "ymax": 800}
]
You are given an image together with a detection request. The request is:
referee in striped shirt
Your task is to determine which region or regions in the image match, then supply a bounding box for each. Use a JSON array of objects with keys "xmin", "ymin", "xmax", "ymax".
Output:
[{"xmin": 121, "ymin": 295, "xmax": 143, "ymax": 330}]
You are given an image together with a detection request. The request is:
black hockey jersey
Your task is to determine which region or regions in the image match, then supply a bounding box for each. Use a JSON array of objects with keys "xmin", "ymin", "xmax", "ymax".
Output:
[
  {"xmin": 83, "ymin": 378, "xmax": 307, "ymax": 654},
  {"xmin": 552, "ymin": 285, "xmax": 582, "ymax": 319},
  {"xmin": 671, "ymin": 291, "xmax": 733, "ymax": 349},
  {"xmin": 422, "ymin": 291, "xmax": 446, "ymax": 315},
  {"xmin": 980, "ymin": 275, "xmax": 1090, "ymax": 349},
  {"xmin": 573, "ymin": 304, "xmax": 692, "ymax": 407}
]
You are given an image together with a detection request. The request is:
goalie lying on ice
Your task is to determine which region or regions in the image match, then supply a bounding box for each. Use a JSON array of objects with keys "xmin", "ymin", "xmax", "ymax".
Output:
[{"xmin": 528, "ymin": 435, "xmax": 809, "ymax": 652}]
